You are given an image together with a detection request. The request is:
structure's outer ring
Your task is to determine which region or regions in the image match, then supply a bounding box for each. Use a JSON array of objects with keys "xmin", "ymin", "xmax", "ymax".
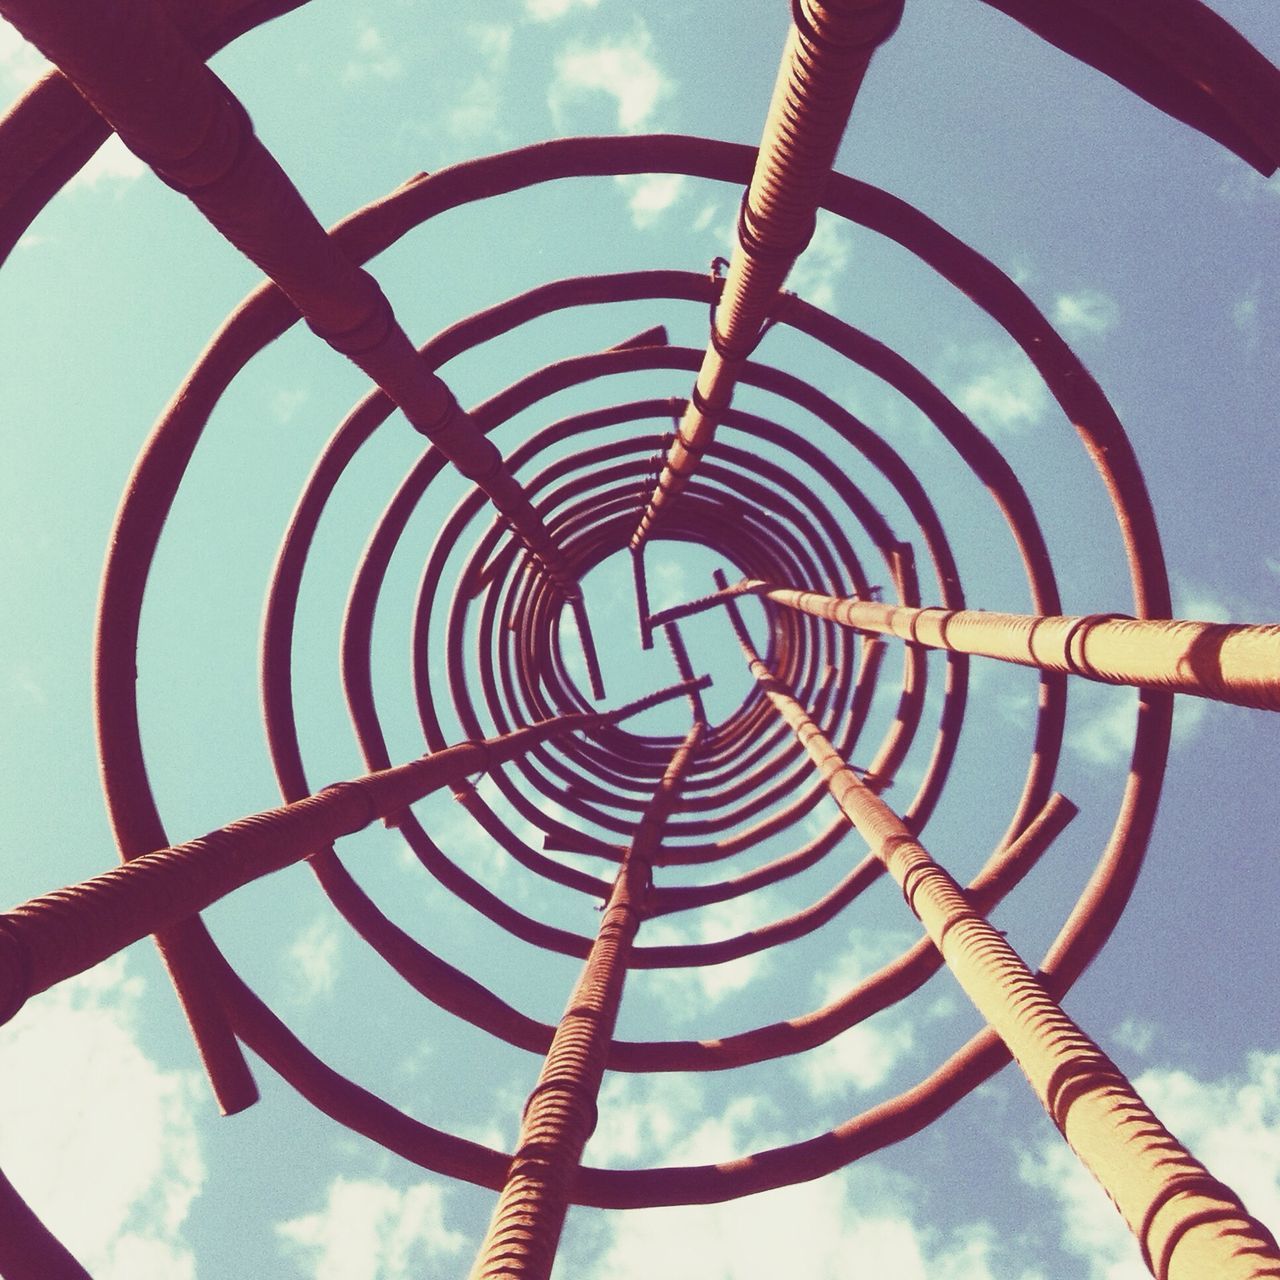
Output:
[{"xmin": 87, "ymin": 135, "xmax": 1172, "ymax": 1203}]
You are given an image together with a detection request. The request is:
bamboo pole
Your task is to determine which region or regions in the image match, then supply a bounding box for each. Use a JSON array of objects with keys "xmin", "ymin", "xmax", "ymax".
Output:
[
  {"xmin": 468, "ymin": 721, "xmax": 704, "ymax": 1280},
  {"xmin": 718, "ymin": 581, "xmax": 1280, "ymax": 1280}
]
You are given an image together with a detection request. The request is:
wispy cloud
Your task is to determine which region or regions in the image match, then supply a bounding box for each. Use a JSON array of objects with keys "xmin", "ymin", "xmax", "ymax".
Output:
[
  {"xmin": 812, "ymin": 926, "xmax": 915, "ymax": 1006},
  {"xmin": 287, "ymin": 915, "xmax": 343, "ymax": 1001},
  {"xmin": 0, "ymin": 956, "xmax": 204, "ymax": 1278},
  {"xmin": 1234, "ymin": 291, "xmax": 1262, "ymax": 349},
  {"xmin": 799, "ymin": 1017, "xmax": 918, "ymax": 1095},
  {"xmin": 943, "ymin": 345, "xmax": 1049, "ymax": 436},
  {"xmin": 788, "ymin": 210, "xmax": 852, "ymax": 313},
  {"xmin": 575, "ymin": 1159, "xmax": 1008, "ymax": 1279},
  {"xmin": 1066, "ymin": 682, "xmax": 1136, "ymax": 768},
  {"xmin": 342, "ymin": 22, "xmax": 403, "ymax": 86},
  {"xmin": 1022, "ymin": 1052, "xmax": 1280, "ymax": 1279},
  {"xmin": 642, "ymin": 894, "xmax": 774, "ymax": 1014},
  {"xmin": 447, "ymin": 23, "xmax": 514, "ymax": 141},
  {"xmin": 1111, "ymin": 1017, "xmax": 1156, "ymax": 1057},
  {"xmin": 647, "ymin": 555, "xmax": 688, "ymax": 610},
  {"xmin": 796, "ymin": 927, "xmax": 923, "ymax": 1095},
  {"xmin": 585, "ymin": 1075, "xmax": 767, "ymax": 1168},
  {"xmin": 549, "ymin": 28, "xmax": 673, "ymax": 133},
  {"xmin": 0, "ymin": 18, "xmax": 50, "ymax": 89},
  {"xmin": 691, "ymin": 201, "xmax": 720, "ymax": 234},
  {"xmin": 271, "ymin": 387, "xmax": 309, "ymax": 425},
  {"xmin": 615, "ymin": 172, "xmax": 686, "ymax": 230},
  {"xmin": 277, "ymin": 1176, "xmax": 465, "ymax": 1279},
  {"xmin": 67, "ymin": 135, "xmax": 147, "ymax": 192},
  {"xmin": 1218, "ymin": 168, "xmax": 1280, "ymax": 206},
  {"xmin": 1172, "ymin": 576, "xmax": 1232, "ymax": 624},
  {"xmin": 1052, "ymin": 289, "xmax": 1119, "ymax": 339},
  {"xmin": 524, "ymin": 0, "xmax": 600, "ymax": 21}
]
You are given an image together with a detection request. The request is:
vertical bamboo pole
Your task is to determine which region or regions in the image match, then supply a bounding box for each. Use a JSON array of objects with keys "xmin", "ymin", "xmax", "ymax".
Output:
[
  {"xmin": 469, "ymin": 721, "xmax": 704, "ymax": 1280},
  {"xmin": 630, "ymin": 0, "xmax": 903, "ymax": 549},
  {"xmin": 718, "ymin": 585, "xmax": 1280, "ymax": 1280}
]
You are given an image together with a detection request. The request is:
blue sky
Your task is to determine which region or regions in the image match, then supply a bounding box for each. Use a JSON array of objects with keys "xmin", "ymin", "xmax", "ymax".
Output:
[{"xmin": 1, "ymin": 2, "xmax": 1279, "ymax": 1277}]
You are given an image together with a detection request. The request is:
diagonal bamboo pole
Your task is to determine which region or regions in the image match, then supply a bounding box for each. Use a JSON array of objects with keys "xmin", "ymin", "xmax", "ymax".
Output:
[
  {"xmin": 629, "ymin": 0, "xmax": 903, "ymax": 550},
  {"xmin": 0, "ymin": 678, "xmax": 705, "ymax": 1029},
  {"xmin": 717, "ymin": 579, "xmax": 1280, "ymax": 1280},
  {"xmin": 685, "ymin": 578, "xmax": 1280, "ymax": 712},
  {"xmin": 0, "ymin": 0, "xmax": 589, "ymax": 613},
  {"xmin": 468, "ymin": 719, "xmax": 705, "ymax": 1280}
]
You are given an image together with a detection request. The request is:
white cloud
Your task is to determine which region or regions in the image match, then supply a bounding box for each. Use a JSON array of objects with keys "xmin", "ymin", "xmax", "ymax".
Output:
[
  {"xmin": 287, "ymin": 915, "xmax": 343, "ymax": 1000},
  {"xmin": 550, "ymin": 29, "xmax": 672, "ymax": 133},
  {"xmin": 799, "ymin": 1017, "xmax": 917, "ymax": 1095},
  {"xmin": 1218, "ymin": 168, "xmax": 1280, "ymax": 205},
  {"xmin": 1066, "ymin": 683, "xmax": 1135, "ymax": 768},
  {"xmin": 647, "ymin": 556, "xmax": 687, "ymax": 611},
  {"xmin": 947, "ymin": 347, "xmax": 1049, "ymax": 436},
  {"xmin": 812, "ymin": 926, "xmax": 914, "ymax": 1007},
  {"xmin": 67, "ymin": 135, "xmax": 147, "ymax": 191},
  {"xmin": 271, "ymin": 387, "xmax": 309, "ymax": 424},
  {"xmin": 525, "ymin": 0, "xmax": 600, "ymax": 21},
  {"xmin": 585, "ymin": 1075, "xmax": 767, "ymax": 1168},
  {"xmin": 794, "ymin": 927, "xmax": 925, "ymax": 1096},
  {"xmin": 1052, "ymin": 290, "xmax": 1119, "ymax": 339},
  {"xmin": 448, "ymin": 23, "xmax": 514, "ymax": 140},
  {"xmin": 574, "ymin": 1166, "xmax": 1008, "ymax": 1280},
  {"xmin": 1021, "ymin": 1142, "xmax": 1149, "ymax": 1280},
  {"xmin": 642, "ymin": 894, "xmax": 773, "ymax": 1013},
  {"xmin": 342, "ymin": 22, "xmax": 403, "ymax": 86},
  {"xmin": 1, "ymin": 18, "xmax": 50, "ymax": 88},
  {"xmin": 614, "ymin": 172, "xmax": 685, "ymax": 229},
  {"xmin": 1022, "ymin": 1053, "xmax": 1280, "ymax": 1280},
  {"xmin": 0, "ymin": 956, "xmax": 205, "ymax": 1278},
  {"xmin": 1172, "ymin": 577, "xmax": 1232, "ymax": 624},
  {"xmin": 277, "ymin": 1176, "xmax": 466, "ymax": 1280},
  {"xmin": 1234, "ymin": 293, "xmax": 1261, "ymax": 348},
  {"xmin": 578, "ymin": 1074, "xmax": 1021, "ymax": 1280},
  {"xmin": 691, "ymin": 201, "xmax": 720, "ymax": 234},
  {"xmin": 1138, "ymin": 1054, "xmax": 1280, "ymax": 1230},
  {"xmin": 1111, "ymin": 1017, "xmax": 1156, "ymax": 1057},
  {"xmin": 788, "ymin": 211, "xmax": 852, "ymax": 313}
]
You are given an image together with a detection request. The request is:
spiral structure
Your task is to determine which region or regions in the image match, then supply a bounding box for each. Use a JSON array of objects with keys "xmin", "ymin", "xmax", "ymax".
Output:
[{"xmin": 1, "ymin": 2, "xmax": 1279, "ymax": 1278}]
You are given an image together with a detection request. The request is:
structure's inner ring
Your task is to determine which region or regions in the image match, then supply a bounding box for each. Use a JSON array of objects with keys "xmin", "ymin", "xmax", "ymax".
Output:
[{"xmin": 91, "ymin": 136, "xmax": 1174, "ymax": 1206}]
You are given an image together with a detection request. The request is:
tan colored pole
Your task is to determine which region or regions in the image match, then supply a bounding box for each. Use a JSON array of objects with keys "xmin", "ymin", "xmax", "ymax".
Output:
[
  {"xmin": 630, "ymin": 0, "xmax": 902, "ymax": 550},
  {"xmin": 469, "ymin": 721, "xmax": 704, "ymax": 1280},
  {"xmin": 719, "ymin": 590, "xmax": 1280, "ymax": 1280},
  {"xmin": 729, "ymin": 579, "xmax": 1280, "ymax": 712},
  {"xmin": 0, "ymin": 678, "xmax": 705, "ymax": 1028}
]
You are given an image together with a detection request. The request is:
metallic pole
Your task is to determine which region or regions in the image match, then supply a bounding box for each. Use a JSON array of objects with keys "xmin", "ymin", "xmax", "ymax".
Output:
[
  {"xmin": 469, "ymin": 720, "xmax": 705, "ymax": 1280},
  {"xmin": 0, "ymin": 0, "xmax": 586, "ymax": 608},
  {"xmin": 655, "ymin": 578, "xmax": 1280, "ymax": 712},
  {"xmin": 718, "ymin": 584, "xmax": 1280, "ymax": 1280},
  {"xmin": 0, "ymin": 679, "xmax": 704, "ymax": 1028},
  {"xmin": 629, "ymin": 0, "xmax": 903, "ymax": 550}
]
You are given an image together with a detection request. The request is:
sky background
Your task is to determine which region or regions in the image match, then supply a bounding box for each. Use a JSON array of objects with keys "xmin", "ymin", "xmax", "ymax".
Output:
[{"xmin": 1, "ymin": 1, "xmax": 1279, "ymax": 1277}]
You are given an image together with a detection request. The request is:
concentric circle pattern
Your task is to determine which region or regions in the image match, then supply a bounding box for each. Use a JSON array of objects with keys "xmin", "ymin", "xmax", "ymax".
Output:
[
  {"xmin": 6, "ymin": 3, "xmax": 1280, "ymax": 1275},
  {"xmin": 81, "ymin": 134, "xmax": 1174, "ymax": 1207}
]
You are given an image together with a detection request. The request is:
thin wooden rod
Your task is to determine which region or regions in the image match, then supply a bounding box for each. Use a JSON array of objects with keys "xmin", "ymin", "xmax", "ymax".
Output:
[
  {"xmin": 0, "ymin": 678, "xmax": 705, "ymax": 1029},
  {"xmin": 629, "ymin": 0, "xmax": 903, "ymax": 549},
  {"xmin": 731, "ymin": 579, "xmax": 1280, "ymax": 711},
  {"xmin": 717, "ymin": 575, "xmax": 1280, "ymax": 1280},
  {"xmin": 468, "ymin": 720, "xmax": 704, "ymax": 1280},
  {"xmin": 0, "ymin": 0, "xmax": 580, "ymax": 597}
]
